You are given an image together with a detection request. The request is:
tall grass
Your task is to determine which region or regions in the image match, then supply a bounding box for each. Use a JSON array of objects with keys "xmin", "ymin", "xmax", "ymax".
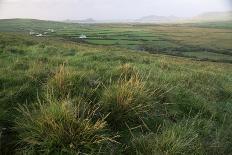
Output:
[
  {"xmin": 129, "ymin": 119, "xmax": 205, "ymax": 155},
  {"xmin": 47, "ymin": 64, "xmax": 72, "ymax": 99},
  {"xmin": 15, "ymin": 95, "xmax": 115, "ymax": 154},
  {"xmin": 47, "ymin": 64, "xmax": 102, "ymax": 102},
  {"xmin": 101, "ymin": 65, "xmax": 156, "ymax": 130},
  {"xmin": 0, "ymin": 32, "xmax": 231, "ymax": 154}
]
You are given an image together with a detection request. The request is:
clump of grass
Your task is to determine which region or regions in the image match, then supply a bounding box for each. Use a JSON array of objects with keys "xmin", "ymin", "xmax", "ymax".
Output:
[
  {"xmin": 62, "ymin": 48, "xmax": 77, "ymax": 56},
  {"xmin": 110, "ymin": 63, "xmax": 139, "ymax": 82},
  {"xmin": 27, "ymin": 61, "xmax": 51, "ymax": 82},
  {"xmin": 130, "ymin": 120, "xmax": 204, "ymax": 155},
  {"xmin": 4, "ymin": 46, "xmax": 25, "ymax": 55},
  {"xmin": 117, "ymin": 63, "xmax": 137, "ymax": 79},
  {"xmin": 43, "ymin": 46, "xmax": 60, "ymax": 55},
  {"xmin": 47, "ymin": 64, "xmax": 73, "ymax": 99},
  {"xmin": 101, "ymin": 69, "xmax": 154, "ymax": 129},
  {"xmin": 13, "ymin": 60, "xmax": 29, "ymax": 71},
  {"xmin": 15, "ymin": 95, "xmax": 115, "ymax": 154},
  {"xmin": 47, "ymin": 65, "xmax": 101, "ymax": 102}
]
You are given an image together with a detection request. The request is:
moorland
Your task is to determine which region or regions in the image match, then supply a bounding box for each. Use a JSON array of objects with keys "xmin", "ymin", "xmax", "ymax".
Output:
[{"xmin": 0, "ymin": 19, "xmax": 231, "ymax": 154}]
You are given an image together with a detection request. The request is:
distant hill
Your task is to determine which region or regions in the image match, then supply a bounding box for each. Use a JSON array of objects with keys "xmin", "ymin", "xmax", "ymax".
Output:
[
  {"xmin": 192, "ymin": 11, "xmax": 232, "ymax": 22},
  {"xmin": 1, "ymin": 11, "xmax": 231, "ymax": 24},
  {"xmin": 135, "ymin": 11, "xmax": 232, "ymax": 23},
  {"xmin": 135, "ymin": 15, "xmax": 180, "ymax": 23},
  {"xmin": 64, "ymin": 18, "xmax": 96, "ymax": 23}
]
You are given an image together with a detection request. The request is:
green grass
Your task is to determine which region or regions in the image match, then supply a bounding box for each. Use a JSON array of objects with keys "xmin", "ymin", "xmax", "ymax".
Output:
[
  {"xmin": 15, "ymin": 95, "xmax": 114, "ymax": 154},
  {"xmin": 0, "ymin": 19, "xmax": 232, "ymax": 62},
  {"xmin": 0, "ymin": 20, "xmax": 232, "ymax": 154},
  {"xmin": 183, "ymin": 51, "xmax": 232, "ymax": 62},
  {"xmin": 187, "ymin": 21, "xmax": 232, "ymax": 29},
  {"xmin": 130, "ymin": 119, "xmax": 204, "ymax": 155}
]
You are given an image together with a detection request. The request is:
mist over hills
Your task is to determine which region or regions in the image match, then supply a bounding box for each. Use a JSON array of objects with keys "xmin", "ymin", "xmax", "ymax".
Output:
[
  {"xmin": 192, "ymin": 11, "xmax": 232, "ymax": 22},
  {"xmin": 135, "ymin": 15, "xmax": 181, "ymax": 23},
  {"xmin": 62, "ymin": 11, "xmax": 232, "ymax": 23}
]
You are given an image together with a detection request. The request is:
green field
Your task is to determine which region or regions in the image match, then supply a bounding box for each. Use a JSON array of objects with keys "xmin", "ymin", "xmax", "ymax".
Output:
[
  {"xmin": 0, "ymin": 19, "xmax": 232, "ymax": 63},
  {"xmin": 0, "ymin": 19, "xmax": 232, "ymax": 154}
]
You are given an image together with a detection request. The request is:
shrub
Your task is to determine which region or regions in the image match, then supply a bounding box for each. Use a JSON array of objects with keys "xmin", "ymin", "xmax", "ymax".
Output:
[{"xmin": 15, "ymin": 96, "xmax": 114, "ymax": 154}]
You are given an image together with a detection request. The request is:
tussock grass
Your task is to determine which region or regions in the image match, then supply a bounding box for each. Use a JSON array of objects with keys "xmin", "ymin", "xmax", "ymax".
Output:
[
  {"xmin": 117, "ymin": 63, "xmax": 137, "ymax": 79},
  {"xmin": 4, "ymin": 46, "xmax": 26, "ymax": 55},
  {"xmin": 47, "ymin": 64, "xmax": 102, "ymax": 102},
  {"xmin": 129, "ymin": 114, "xmax": 232, "ymax": 155},
  {"xmin": 101, "ymin": 67, "xmax": 156, "ymax": 129},
  {"xmin": 27, "ymin": 61, "xmax": 51, "ymax": 83},
  {"xmin": 47, "ymin": 64, "xmax": 72, "ymax": 99},
  {"xmin": 130, "ymin": 118, "xmax": 205, "ymax": 155},
  {"xmin": 15, "ymin": 95, "xmax": 115, "ymax": 154}
]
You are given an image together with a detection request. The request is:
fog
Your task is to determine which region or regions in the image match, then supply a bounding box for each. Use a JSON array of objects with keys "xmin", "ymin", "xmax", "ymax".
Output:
[{"xmin": 0, "ymin": 0, "xmax": 231, "ymax": 20}]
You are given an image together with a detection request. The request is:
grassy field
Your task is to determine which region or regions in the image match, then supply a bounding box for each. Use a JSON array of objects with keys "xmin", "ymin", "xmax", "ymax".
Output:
[
  {"xmin": 0, "ymin": 19, "xmax": 232, "ymax": 154},
  {"xmin": 0, "ymin": 19, "xmax": 232, "ymax": 63}
]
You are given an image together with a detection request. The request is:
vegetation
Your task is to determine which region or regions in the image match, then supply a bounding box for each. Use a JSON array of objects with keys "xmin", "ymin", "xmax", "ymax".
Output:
[
  {"xmin": 15, "ymin": 96, "xmax": 113, "ymax": 154},
  {"xmin": 0, "ymin": 19, "xmax": 232, "ymax": 63},
  {"xmin": 0, "ymin": 19, "xmax": 232, "ymax": 154}
]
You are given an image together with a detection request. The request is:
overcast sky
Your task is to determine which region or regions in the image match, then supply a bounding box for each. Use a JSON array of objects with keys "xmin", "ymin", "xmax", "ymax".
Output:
[{"xmin": 0, "ymin": 0, "xmax": 231, "ymax": 20}]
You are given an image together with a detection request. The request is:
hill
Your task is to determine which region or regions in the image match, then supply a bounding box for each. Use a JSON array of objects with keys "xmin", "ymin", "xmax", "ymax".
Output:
[
  {"xmin": 64, "ymin": 18, "xmax": 96, "ymax": 23},
  {"xmin": 59, "ymin": 11, "xmax": 232, "ymax": 23},
  {"xmin": 136, "ymin": 15, "xmax": 180, "ymax": 23},
  {"xmin": 192, "ymin": 11, "xmax": 232, "ymax": 22}
]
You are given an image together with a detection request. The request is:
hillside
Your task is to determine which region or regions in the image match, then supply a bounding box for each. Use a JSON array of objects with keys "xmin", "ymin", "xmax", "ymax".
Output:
[
  {"xmin": 0, "ymin": 25, "xmax": 232, "ymax": 154},
  {"xmin": 0, "ymin": 17, "xmax": 232, "ymax": 154}
]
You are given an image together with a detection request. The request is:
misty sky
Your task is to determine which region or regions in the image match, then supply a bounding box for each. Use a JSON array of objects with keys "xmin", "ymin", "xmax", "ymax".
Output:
[{"xmin": 0, "ymin": 0, "xmax": 231, "ymax": 20}]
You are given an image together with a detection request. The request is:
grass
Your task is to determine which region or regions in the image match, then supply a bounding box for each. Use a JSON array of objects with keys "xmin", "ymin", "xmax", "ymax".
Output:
[
  {"xmin": 182, "ymin": 51, "xmax": 232, "ymax": 62},
  {"xmin": 0, "ymin": 19, "xmax": 232, "ymax": 62},
  {"xmin": 0, "ymin": 20, "xmax": 231, "ymax": 154},
  {"xmin": 101, "ymin": 67, "xmax": 154, "ymax": 129},
  {"xmin": 129, "ymin": 119, "xmax": 204, "ymax": 155},
  {"xmin": 15, "ymin": 95, "xmax": 114, "ymax": 154}
]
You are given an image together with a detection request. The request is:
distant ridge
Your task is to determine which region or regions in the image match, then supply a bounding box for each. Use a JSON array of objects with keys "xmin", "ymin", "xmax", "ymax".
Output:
[
  {"xmin": 192, "ymin": 11, "xmax": 232, "ymax": 22},
  {"xmin": 136, "ymin": 11, "xmax": 232, "ymax": 23},
  {"xmin": 135, "ymin": 15, "xmax": 180, "ymax": 23},
  {"xmin": 2, "ymin": 11, "xmax": 230, "ymax": 24},
  {"xmin": 61, "ymin": 11, "xmax": 232, "ymax": 23},
  {"xmin": 64, "ymin": 18, "xmax": 96, "ymax": 23}
]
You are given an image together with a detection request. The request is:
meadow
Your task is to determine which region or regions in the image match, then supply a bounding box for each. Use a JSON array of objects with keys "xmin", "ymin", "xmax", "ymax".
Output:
[
  {"xmin": 0, "ymin": 19, "xmax": 232, "ymax": 63},
  {"xmin": 0, "ymin": 19, "xmax": 232, "ymax": 154}
]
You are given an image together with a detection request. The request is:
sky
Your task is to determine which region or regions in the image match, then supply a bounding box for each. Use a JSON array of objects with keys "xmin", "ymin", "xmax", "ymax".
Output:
[{"xmin": 0, "ymin": 0, "xmax": 231, "ymax": 20}]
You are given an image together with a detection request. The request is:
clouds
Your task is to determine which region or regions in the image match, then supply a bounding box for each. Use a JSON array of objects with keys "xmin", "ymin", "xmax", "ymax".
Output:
[{"xmin": 0, "ymin": 0, "xmax": 231, "ymax": 20}]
